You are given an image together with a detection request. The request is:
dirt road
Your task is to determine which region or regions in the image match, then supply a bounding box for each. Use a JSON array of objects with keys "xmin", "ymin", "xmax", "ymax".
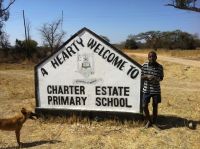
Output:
[{"xmin": 126, "ymin": 52, "xmax": 200, "ymax": 68}]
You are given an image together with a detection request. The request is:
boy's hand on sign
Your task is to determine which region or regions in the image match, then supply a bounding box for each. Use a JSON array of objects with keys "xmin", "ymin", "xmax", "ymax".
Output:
[
  {"xmin": 147, "ymin": 75, "xmax": 154, "ymax": 80},
  {"xmin": 149, "ymin": 76, "xmax": 160, "ymax": 83},
  {"xmin": 142, "ymin": 75, "xmax": 153, "ymax": 80}
]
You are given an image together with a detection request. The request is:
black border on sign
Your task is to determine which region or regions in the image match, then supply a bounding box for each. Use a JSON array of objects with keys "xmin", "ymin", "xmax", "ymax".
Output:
[{"xmin": 34, "ymin": 27, "xmax": 143, "ymax": 114}]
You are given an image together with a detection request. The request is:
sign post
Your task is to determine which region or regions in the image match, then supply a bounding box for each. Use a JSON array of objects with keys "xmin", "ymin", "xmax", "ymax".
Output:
[{"xmin": 35, "ymin": 28, "xmax": 142, "ymax": 115}]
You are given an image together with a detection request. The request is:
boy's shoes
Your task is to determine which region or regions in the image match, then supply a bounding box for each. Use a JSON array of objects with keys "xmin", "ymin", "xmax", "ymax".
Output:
[
  {"xmin": 152, "ymin": 124, "xmax": 161, "ymax": 131},
  {"xmin": 144, "ymin": 121, "xmax": 162, "ymax": 131},
  {"xmin": 144, "ymin": 121, "xmax": 152, "ymax": 128}
]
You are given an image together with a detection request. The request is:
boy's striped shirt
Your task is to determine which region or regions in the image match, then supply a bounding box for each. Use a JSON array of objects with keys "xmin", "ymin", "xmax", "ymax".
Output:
[{"xmin": 142, "ymin": 62, "xmax": 164, "ymax": 94}]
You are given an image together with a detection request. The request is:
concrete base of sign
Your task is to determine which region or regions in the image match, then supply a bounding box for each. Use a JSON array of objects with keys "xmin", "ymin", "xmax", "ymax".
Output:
[{"xmin": 35, "ymin": 107, "xmax": 144, "ymax": 121}]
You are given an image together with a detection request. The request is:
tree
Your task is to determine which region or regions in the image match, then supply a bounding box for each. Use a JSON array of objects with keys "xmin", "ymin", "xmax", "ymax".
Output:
[
  {"xmin": 24, "ymin": 20, "xmax": 32, "ymax": 59},
  {"xmin": 156, "ymin": 30, "xmax": 197, "ymax": 49},
  {"xmin": 0, "ymin": 30, "xmax": 10, "ymax": 49},
  {"xmin": 0, "ymin": 0, "xmax": 16, "ymax": 35},
  {"xmin": 124, "ymin": 35, "xmax": 138, "ymax": 49},
  {"xmin": 193, "ymin": 33, "xmax": 200, "ymax": 47},
  {"xmin": 129, "ymin": 30, "xmax": 198, "ymax": 50},
  {"xmin": 166, "ymin": 0, "xmax": 200, "ymax": 12},
  {"xmin": 175, "ymin": 31, "xmax": 196, "ymax": 49},
  {"xmin": 39, "ymin": 19, "xmax": 66, "ymax": 53},
  {"xmin": 133, "ymin": 31, "xmax": 163, "ymax": 51},
  {"xmin": 15, "ymin": 39, "xmax": 38, "ymax": 58},
  {"xmin": 0, "ymin": 30, "xmax": 10, "ymax": 57}
]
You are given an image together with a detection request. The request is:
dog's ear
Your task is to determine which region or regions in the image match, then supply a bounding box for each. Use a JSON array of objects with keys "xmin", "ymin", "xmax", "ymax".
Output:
[{"xmin": 21, "ymin": 108, "xmax": 27, "ymax": 115}]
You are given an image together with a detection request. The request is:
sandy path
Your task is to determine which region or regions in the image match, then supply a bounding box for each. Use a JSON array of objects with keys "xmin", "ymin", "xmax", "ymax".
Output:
[{"xmin": 126, "ymin": 52, "xmax": 200, "ymax": 68}]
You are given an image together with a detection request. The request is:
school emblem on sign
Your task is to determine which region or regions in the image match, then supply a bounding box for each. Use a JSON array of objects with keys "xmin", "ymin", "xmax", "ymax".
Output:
[
  {"xmin": 74, "ymin": 52, "xmax": 102, "ymax": 85},
  {"xmin": 77, "ymin": 53, "xmax": 94, "ymax": 78},
  {"xmin": 35, "ymin": 28, "xmax": 142, "ymax": 114}
]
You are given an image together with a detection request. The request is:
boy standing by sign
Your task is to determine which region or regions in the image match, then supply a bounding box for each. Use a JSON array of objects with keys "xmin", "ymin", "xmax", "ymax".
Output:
[{"xmin": 141, "ymin": 51, "xmax": 164, "ymax": 128}]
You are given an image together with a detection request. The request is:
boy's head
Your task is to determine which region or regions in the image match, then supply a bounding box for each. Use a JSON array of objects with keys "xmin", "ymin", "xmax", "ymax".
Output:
[{"xmin": 148, "ymin": 51, "xmax": 157, "ymax": 64}]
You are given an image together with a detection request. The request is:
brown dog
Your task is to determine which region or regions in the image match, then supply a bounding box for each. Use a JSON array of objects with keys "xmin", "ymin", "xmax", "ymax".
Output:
[{"xmin": 0, "ymin": 108, "xmax": 37, "ymax": 147}]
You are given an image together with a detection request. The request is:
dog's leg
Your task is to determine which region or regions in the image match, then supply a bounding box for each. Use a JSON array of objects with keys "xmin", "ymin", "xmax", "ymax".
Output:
[{"xmin": 15, "ymin": 129, "xmax": 22, "ymax": 148}]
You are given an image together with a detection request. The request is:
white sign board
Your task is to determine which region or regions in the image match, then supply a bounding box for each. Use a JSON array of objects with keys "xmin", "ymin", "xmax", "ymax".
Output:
[{"xmin": 35, "ymin": 28, "xmax": 142, "ymax": 114}]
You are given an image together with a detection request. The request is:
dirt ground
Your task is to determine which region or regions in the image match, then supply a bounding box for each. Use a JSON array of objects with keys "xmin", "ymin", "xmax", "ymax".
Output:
[{"xmin": 0, "ymin": 50, "xmax": 200, "ymax": 149}]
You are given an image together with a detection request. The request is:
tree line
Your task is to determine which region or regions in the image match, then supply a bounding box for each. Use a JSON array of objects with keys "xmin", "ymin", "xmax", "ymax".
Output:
[
  {"xmin": 0, "ymin": 19, "xmax": 66, "ymax": 62},
  {"xmin": 0, "ymin": 1, "xmax": 66, "ymax": 62},
  {"xmin": 1, "ymin": 28, "xmax": 200, "ymax": 62},
  {"xmin": 123, "ymin": 30, "xmax": 200, "ymax": 50}
]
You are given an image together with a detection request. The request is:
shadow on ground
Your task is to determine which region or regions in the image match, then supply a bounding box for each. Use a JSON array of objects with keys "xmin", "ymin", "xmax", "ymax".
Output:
[
  {"xmin": 157, "ymin": 115, "xmax": 200, "ymax": 130},
  {"xmin": 1, "ymin": 140, "xmax": 61, "ymax": 149},
  {"xmin": 37, "ymin": 111, "xmax": 200, "ymax": 130},
  {"xmin": 89, "ymin": 114, "xmax": 200, "ymax": 130}
]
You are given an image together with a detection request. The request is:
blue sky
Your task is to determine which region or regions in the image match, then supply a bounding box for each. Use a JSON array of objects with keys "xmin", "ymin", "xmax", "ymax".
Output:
[{"xmin": 5, "ymin": 0, "xmax": 200, "ymax": 45}]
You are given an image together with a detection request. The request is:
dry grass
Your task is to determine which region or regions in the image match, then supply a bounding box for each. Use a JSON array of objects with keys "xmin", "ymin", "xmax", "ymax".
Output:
[
  {"xmin": 124, "ymin": 49, "xmax": 200, "ymax": 60},
  {"xmin": 0, "ymin": 50, "xmax": 200, "ymax": 148}
]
